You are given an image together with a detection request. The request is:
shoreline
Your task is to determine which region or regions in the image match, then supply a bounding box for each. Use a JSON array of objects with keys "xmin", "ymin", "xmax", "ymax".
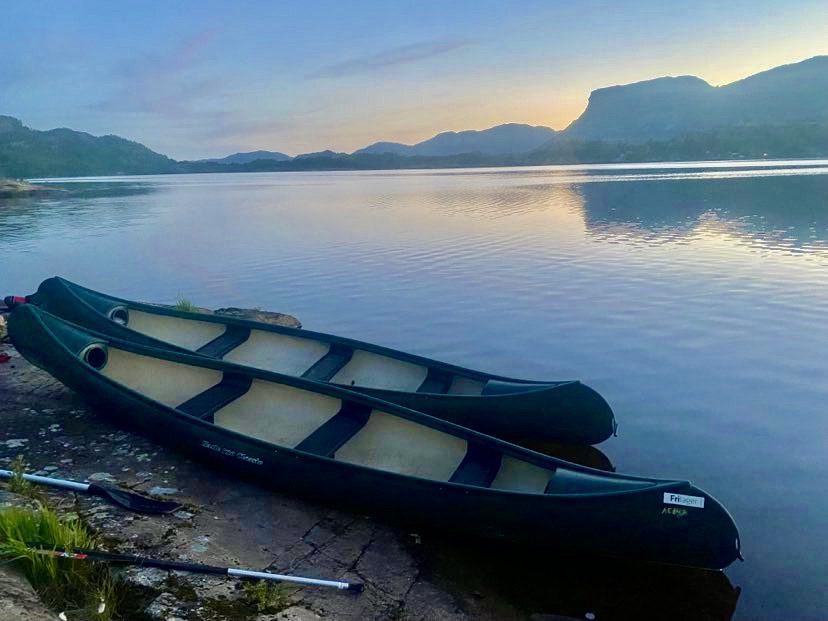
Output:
[
  {"xmin": 0, "ymin": 179, "xmax": 56, "ymax": 198},
  {"xmin": 26, "ymin": 156, "xmax": 828, "ymax": 184}
]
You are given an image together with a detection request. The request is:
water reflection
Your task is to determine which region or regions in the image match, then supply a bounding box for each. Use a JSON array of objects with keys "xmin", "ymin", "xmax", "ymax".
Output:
[
  {"xmin": 577, "ymin": 175, "xmax": 828, "ymax": 253},
  {"xmin": 0, "ymin": 182, "xmax": 158, "ymax": 239},
  {"xmin": 418, "ymin": 534, "xmax": 740, "ymax": 620}
]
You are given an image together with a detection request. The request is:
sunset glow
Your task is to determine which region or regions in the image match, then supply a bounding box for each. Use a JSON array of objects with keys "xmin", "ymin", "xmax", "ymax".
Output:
[{"xmin": 3, "ymin": 0, "xmax": 827, "ymax": 159}]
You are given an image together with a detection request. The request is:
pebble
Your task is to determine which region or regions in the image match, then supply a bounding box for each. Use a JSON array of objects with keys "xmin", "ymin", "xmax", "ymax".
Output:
[
  {"xmin": 88, "ymin": 472, "xmax": 116, "ymax": 483},
  {"xmin": 3, "ymin": 439, "xmax": 28, "ymax": 448},
  {"xmin": 149, "ymin": 486, "xmax": 178, "ymax": 496}
]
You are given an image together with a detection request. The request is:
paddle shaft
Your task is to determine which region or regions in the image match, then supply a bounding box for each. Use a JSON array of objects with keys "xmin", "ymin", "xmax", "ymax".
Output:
[
  {"xmin": 0, "ymin": 469, "xmax": 89, "ymax": 492},
  {"xmin": 32, "ymin": 547, "xmax": 362, "ymax": 591}
]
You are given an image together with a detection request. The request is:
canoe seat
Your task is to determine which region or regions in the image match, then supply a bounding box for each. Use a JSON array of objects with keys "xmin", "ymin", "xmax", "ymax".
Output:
[
  {"xmin": 196, "ymin": 325, "xmax": 251, "ymax": 358},
  {"xmin": 295, "ymin": 401, "xmax": 371, "ymax": 457},
  {"xmin": 417, "ymin": 368, "xmax": 453, "ymax": 394},
  {"xmin": 302, "ymin": 345, "xmax": 353, "ymax": 382},
  {"xmin": 177, "ymin": 373, "xmax": 252, "ymax": 421},
  {"xmin": 449, "ymin": 443, "xmax": 502, "ymax": 488}
]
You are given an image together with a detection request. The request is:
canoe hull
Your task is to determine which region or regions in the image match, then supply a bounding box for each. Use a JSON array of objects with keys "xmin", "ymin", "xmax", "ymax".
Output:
[
  {"xmin": 8, "ymin": 305, "xmax": 740, "ymax": 570},
  {"xmin": 26, "ymin": 277, "xmax": 616, "ymax": 445}
]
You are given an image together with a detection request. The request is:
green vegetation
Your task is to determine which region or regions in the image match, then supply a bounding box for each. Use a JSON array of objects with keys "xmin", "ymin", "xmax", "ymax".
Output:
[
  {"xmin": 242, "ymin": 580, "xmax": 295, "ymax": 612},
  {"xmin": 5, "ymin": 455, "xmax": 41, "ymax": 500},
  {"xmin": 0, "ymin": 115, "xmax": 176, "ymax": 179},
  {"xmin": 174, "ymin": 297, "xmax": 198, "ymax": 312},
  {"xmin": 202, "ymin": 581, "xmax": 295, "ymax": 618},
  {"xmin": 0, "ymin": 457, "xmax": 117, "ymax": 619},
  {"xmin": 0, "ymin": 506, "xmax": 117, "ymax": 620}
]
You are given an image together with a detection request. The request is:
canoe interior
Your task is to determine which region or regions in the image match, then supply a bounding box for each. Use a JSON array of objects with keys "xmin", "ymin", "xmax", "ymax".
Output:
[
  {"xmin": 122, "ymin": 307, "xmax": 488, "ymax": 395},
  {"xmin": 94, "ymin": 344, "xmax": 641, "ymax": 495}
]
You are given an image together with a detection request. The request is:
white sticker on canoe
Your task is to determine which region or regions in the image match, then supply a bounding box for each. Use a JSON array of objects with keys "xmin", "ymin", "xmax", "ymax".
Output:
[{"xmin": 663, "ymin": 493, "xmax": 705, "ymax": 508}]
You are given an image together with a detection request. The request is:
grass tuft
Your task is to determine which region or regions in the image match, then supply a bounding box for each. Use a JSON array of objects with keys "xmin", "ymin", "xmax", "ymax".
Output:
[
  {"xmin": 242, "ymin": 580, "xmax": 295, "ymax": 613},
  {"xmin": 174, "ymin": 297, "xmax": 198, "ymax": 312},
  {"xmin": 6, "ymin": 455, "xmax": 41, "ymax": 501},
  {"xmin": 0, "ymin": 505, "xmax": 117, "ymax": 620}
]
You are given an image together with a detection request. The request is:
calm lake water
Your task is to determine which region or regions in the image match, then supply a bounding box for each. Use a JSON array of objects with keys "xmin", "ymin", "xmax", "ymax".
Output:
[{"xmin": 5, "ymin": 162, "xmax": 828, "ymax": 619}]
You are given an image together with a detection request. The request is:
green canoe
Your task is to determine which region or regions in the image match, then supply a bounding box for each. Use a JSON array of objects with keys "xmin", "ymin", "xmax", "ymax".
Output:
[
  {"xmin": 6, "ymin": 303, "xmax": 740, "ymax": 569},
  {"xmin": 11, "ymin": 277, "xmax": 617, "ymax": 445}
]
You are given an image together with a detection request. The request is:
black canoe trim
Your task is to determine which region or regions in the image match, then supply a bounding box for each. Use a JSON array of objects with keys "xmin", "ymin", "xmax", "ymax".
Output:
[
  {"xmin": 294, "ymin": 402, "xmax": 372, "ymax": 457},
  {"xmin": 417, "ymin": 368, "xmax": 453, "ymax": 394},
  {"xmin": 449, "ymin": 443, "xmax": 503, "ymax": 488},
  {"xmin": 177, "ymin": 373, "xmax": 252, "ymax": 422},
  {"xmin": 196, "ymin": 325, "xmax": 251, "ymax": 358},
  {"xmin": 301, "ymin": 344, "xmax": 353, "ymax": 382}
]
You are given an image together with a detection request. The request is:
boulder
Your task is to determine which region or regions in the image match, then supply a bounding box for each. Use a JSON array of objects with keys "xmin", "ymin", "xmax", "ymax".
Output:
[{"xmin": 0, "ymin": 566, "xmax": 55, "ymax": 621}]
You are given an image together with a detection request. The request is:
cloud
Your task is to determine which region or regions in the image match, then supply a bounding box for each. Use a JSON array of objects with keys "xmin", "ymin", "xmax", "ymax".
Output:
[
  {"xmin": 94, "ymin": 30, "xmax": 225, "ymax": 118},
  {"xmin": 306, "ymin": 39, "xmax": 472, "ymax": 79}
]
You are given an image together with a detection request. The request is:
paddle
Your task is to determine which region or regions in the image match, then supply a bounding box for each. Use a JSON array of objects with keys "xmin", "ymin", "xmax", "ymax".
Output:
[
  {"xmin": 28, "ymin": 545, "xmax": 364, "ymax": 591},
  {"xmin": 0, "ymin": 469, "xmax": 181, "ymax": 514}
]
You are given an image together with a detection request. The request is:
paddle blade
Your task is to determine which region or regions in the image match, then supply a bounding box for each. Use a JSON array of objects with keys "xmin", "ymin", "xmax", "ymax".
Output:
[{"xmin": 88, "ymin": 484, "xmax": 181, "ymax": 514}]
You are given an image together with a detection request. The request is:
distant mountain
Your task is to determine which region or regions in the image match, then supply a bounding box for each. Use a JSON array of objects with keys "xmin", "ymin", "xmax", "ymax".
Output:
[
  {"xmin": 294, "ymin": 149, "xmax": 348, "ymax": 159},
  {"xmin": 4, "ymin": 56, "xmax": 828, "ymax": 179},
  {"xmin": 356, "ymin": 123, "xmax": 557, "ymax": 156},
  {"xmin": 564, "ymin": 56, "xmax": 828, "ymax": 142},
  {"xmin": 199, "ymin": 150, "xmax": 292, "ymax": 164},
  {"xmin": 0, "ymin": 115, "xmax": 176, "ymax": 178}
]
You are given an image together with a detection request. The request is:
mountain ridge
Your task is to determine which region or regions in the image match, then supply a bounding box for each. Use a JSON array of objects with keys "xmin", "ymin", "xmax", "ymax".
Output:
[
  {"xmin": 3, "ymin": 55, "xmax": 828, "ymax": 178},
  {"xmin": 199, "ymin": 150, "xmax": 292, "ymax": 164},
  {"xmin": 564, "ymin": 55, "xmax": 828, "ymax": 141},
  {"xmin": 355, "ymin": 123, "xmax": 557, "ymax": 156},
  {"xmin": 0, "ymin": 115, "xmax": 176, "ymax": 178}
]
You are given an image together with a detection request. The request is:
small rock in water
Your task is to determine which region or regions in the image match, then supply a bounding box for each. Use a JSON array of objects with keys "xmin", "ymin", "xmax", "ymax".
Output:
[
  {"xmin": 4, "ymin": 438, "xmax": 28, "ymax": 448},
  {"xmin": 149, "ymin": 486, "xmax": 178, "ymax": 496}
]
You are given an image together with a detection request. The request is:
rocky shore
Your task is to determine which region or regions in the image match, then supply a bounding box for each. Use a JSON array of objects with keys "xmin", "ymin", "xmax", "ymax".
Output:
[
  {"xmin": 0, "ymin": 179, "xmax": 55, "ymax": 198},
  {"xmin": 0, "ymin": 307, "xmax": 476, "ymax": 621}
]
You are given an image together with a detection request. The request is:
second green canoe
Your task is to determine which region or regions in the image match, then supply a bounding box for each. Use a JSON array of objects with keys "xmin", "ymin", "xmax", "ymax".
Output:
[{"xmin": 12, "ymin": 276, "xmax": 617, "ymax": 445}]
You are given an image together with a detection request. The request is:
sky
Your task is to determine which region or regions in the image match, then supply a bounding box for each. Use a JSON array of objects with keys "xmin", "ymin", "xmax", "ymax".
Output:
[{"xmin": 2, "ymin": 0, "xmax": 827, "ymax": 160}]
